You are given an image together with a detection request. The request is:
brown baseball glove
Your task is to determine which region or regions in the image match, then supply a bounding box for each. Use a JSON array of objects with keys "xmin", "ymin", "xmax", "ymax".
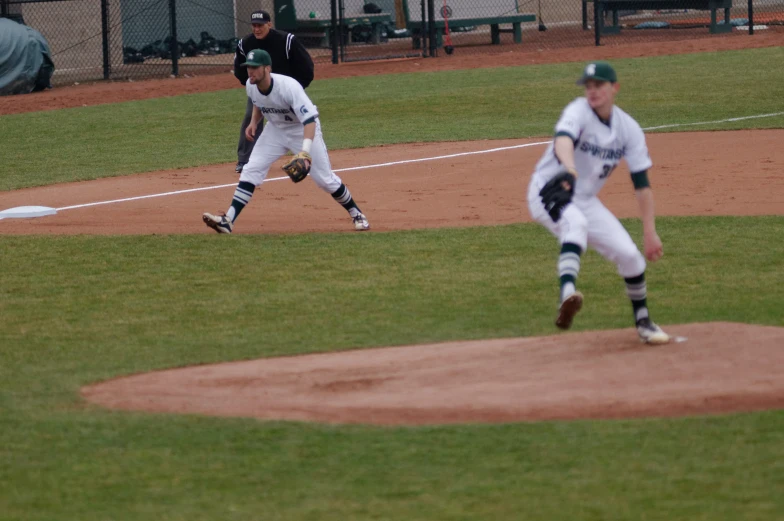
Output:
[{"xmin": 281, "ymin": 152, "xmax": 312, "ymax": 183}]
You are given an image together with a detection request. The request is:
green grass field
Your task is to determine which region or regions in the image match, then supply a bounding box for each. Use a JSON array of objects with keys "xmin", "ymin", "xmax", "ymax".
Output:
[
  {"xmin": 1, "ymin": 47, "xmax": 783, "ymax": 191},
  {"xmin": 1, "ymin": 47, "xmax": 783, "ymax": 520}
]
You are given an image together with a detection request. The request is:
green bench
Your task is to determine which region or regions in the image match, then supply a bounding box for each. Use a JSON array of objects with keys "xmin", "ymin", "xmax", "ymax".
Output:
[
  {"xmin": 273, "ymin": 0, "xmax": 393, "ymax": 47},
  {"xmin": 401, "ymin": 0, "xmax": 536, "ymax": 50},
  {"xmin": 582, "ymin": 0, "xmax": 733, "ymax": 35}
]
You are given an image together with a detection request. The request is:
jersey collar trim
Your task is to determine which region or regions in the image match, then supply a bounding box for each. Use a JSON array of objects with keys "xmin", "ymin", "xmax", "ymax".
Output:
[
  {"xmin": 259, "ymin": 76, "xmax": 274, "ymax": 96},
  {"xmin": 592, "ymin": 108, "xmax": 612, "ymax": 128}
]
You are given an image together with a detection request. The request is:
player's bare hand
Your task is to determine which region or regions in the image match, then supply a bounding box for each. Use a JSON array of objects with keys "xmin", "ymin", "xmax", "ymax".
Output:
[
  {"xmin": 644, "ymin": 232, "xmax": 663, "ymax": 262},
  {"xmin": 245, "ymin": 123, "xmax": 257, "ymax": 142}
]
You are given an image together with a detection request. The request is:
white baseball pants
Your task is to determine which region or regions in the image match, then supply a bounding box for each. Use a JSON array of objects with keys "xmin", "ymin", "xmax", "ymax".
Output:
[
  {"xmin": 527, "ymin": 176, "xmax": 646, "ymax": 278},
  {"xmin": 240, "ymin": 119, "xmax": 343, "ymax": 194}
]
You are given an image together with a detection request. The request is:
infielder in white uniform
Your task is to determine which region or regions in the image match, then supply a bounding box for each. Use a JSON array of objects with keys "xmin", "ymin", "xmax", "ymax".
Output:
[
  {"xmin": 527, "ymin": 61, "xmax": 669, "ymax": 344},
  {"xmin": 203, "ymin": 49, "xmax": 370, "ymax": 234}
]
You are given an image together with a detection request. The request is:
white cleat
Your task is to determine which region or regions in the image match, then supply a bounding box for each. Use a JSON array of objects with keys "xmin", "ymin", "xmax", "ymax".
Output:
[
  {"xmin": 202, "ymin": 213, "xmax": 233, "ymax": 234},
  {"xmin": 636, "ymin": 318, "xmax": 670, "ymax": 344},
  {"xmin": 555, "ymin": 291, "xmax": 583, "ymax": 330},
  {"xmin": 353, "ymin": 212, "xmax": 370, "ymax": 231}
]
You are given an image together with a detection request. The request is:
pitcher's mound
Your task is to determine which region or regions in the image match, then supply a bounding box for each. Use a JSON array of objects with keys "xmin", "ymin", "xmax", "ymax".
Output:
[{"xmin": 82, "ymin": 322, "xmax": 784, "ymax": 425}]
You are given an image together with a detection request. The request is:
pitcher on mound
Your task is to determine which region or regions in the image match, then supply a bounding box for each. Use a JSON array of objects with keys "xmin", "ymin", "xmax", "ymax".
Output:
[{"xmin": 527, "ymin": 61, "xmax": 669, "ymax": 344}]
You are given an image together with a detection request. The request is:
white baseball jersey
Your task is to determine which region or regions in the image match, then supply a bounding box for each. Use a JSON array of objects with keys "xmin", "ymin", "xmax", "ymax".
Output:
[
  {"xmin": 240, "ymin": 73, "xmax": 343, "ymax": 194},
  {"xmin": 246, "ymin": 73, "xmax": 318, "ymax": 129},
  {"xmin": 532, "ymin": 97, "xmax": 652, "ymax": 199}
]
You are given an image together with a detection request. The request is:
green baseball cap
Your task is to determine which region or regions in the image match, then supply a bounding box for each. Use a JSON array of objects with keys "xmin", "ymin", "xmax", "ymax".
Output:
[
  {"xmin": 241, "ymin": 49, "xmax": 272, "ymax": 67},
  {"xmin": 576, "ymin": 61, "xmax": 617, "ymax": 85}
]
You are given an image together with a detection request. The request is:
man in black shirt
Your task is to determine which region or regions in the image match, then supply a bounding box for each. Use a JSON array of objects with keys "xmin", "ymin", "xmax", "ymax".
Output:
[{"xmin": 233, "ymin": 10, "xmax": 315, "ymax": 173}]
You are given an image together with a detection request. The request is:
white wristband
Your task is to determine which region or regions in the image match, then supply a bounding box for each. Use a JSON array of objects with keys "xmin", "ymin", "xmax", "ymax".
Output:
[{"xmin": 302, "ymin": 138, "xmax": 313, "ymax": 154}]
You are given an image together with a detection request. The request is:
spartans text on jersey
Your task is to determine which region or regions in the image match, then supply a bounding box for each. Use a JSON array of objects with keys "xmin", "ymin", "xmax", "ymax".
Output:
[
  {"xmin": 261, "ymin": 107, "xmax": 292, "ymax": 115},
  {"xmin": 578, "ymin": 141, "xmax": 626, "ymax": 160}
]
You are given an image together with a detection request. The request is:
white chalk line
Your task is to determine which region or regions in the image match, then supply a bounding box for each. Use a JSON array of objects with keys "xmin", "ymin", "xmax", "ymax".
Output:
[
  {"xmin": 53, "ymin": 110, "xmax": 784, "ymax": 212},
  {"xmin": 57, "ymin": 183, "xmax": 251, "ymax": 211},
  {"xmin": 56, "ymin": 141, "xmax": 551, "ymax": 211},
  {"xmin": 642, "ymin": 111, "xmax": 784, "ymax": 131}
]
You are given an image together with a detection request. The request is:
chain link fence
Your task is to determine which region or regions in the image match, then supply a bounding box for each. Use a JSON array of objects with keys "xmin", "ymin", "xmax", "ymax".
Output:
[{"xmin": 2, "ymin": 0, "xmax": 782, "ymax": 85}]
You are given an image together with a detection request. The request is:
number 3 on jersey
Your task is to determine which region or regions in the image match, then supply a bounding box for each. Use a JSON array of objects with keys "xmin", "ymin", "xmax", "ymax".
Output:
[{"xmin": 599, "ymin": 164, "xmax": 616, "ymax": 179}]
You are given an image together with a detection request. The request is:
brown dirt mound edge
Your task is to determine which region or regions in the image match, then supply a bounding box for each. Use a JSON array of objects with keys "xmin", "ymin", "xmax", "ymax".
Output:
[{"xmin": 81, "ymin": 322, "xmax": 784, "ymax": 426}]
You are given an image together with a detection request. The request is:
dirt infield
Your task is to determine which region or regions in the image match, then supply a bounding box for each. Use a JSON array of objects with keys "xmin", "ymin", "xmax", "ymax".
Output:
[
  {"xmin": 82, "ymin": 323, "xmax": 784, "ymax": 425},
  {"xmin": 1, "ymin": 130, "xmax": 782, "ymax": 235}
]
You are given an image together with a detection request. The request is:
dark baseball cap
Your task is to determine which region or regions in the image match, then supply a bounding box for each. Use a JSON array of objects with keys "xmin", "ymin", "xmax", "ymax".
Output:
[
  {"xmin": 241, "ymin": 49, "xmax": 272, "ymax": 67},
  {"xmin": 576, "ymin": 61, "xmax": 617, "ymax": 85},
  {"xmin": 250, "ymin": 10, "xmax": 271, "ymax": 24}
]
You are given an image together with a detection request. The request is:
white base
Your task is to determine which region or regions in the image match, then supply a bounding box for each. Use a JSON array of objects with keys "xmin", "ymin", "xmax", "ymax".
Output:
[{"xmin": 0, "ymin": 206, "xmax": 58, "ymax": 220}]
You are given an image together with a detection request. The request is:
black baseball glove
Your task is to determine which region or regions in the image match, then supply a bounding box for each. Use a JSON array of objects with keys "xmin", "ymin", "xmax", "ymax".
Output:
[{"xmin": 539, "ymin": 170, "xmax": 576, "ymax": 222}]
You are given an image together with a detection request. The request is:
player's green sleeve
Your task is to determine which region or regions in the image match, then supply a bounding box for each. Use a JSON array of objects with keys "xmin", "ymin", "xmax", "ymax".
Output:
[
  {"xmin": 555, "ymin": 130, "xmax": 578, "ymax": 144},
  {"xmin": 631, "ymin": 170, "xmax": 650, "ymax": 189}
]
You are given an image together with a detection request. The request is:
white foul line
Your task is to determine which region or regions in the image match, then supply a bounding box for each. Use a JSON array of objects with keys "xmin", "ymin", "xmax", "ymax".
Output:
[
  {"xmin": 54, "ymin": 110, "xmax": 784, "ymax": 212},
  {"xmin": 56, "ymin": 183, "xmax": 241, "ymax": 211},
  {"xmin": 332, "ymin": 141, "xmax": 551, "ymax": 172},
  {"xmin": 642, "ymin": 111, "xmax": 784, "ymax": 131},
  {"xmin": 55, "ymin": 141, "xmax": 551, "ymax": 212}
]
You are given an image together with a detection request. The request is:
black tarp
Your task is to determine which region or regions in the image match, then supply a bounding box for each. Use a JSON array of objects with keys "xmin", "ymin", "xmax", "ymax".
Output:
[{"xmin": 0, "ymin": 18, "xmax": 54, "ymax": 96}]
